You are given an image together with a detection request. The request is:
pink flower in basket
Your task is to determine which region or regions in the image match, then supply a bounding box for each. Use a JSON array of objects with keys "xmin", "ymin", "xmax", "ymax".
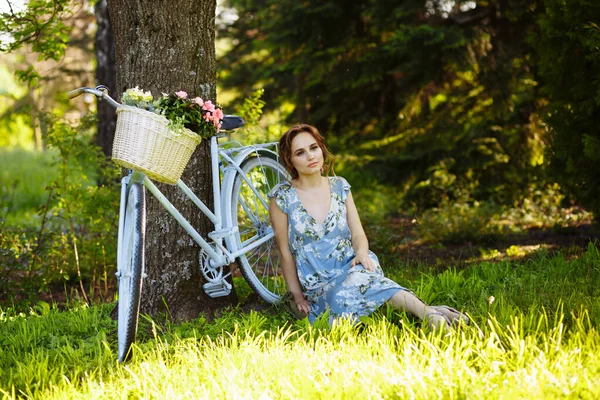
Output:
[
  {"xmin": 122, "ymin": 87, "xmax": 225, "ymax": 139},
  {"xmin": 202, "ymin": 100, "xmax": 216, "ymax": 113}
]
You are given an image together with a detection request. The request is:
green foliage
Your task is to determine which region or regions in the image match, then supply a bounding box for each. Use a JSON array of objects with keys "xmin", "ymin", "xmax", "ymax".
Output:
[
  {"xmin": 219, "ymin": 0, "xmax": 555, "ymax": 211},
  {"xmin": 0, "ymin": 4, "xmax": 95, "ymax": 155},
  {"xmin": 334, "ymin": 153, "xmax": 404, "ymax": 222},
  {"xmin": 228, "ymin": 88, "xmax": 285, "ymax": 145},
  {"xmin": 0, "ymin": 115, "xmax": 120, "ymax": 308},
  {"xmin": 417, "ymin": 184, "xmax": 591, "ymax": 244},
  {"xmin": 0, "ymin": 149, "xmax": 58, "ymax": 225},
  {"xmin": 0, "ymin": 64, "xmax": 35, "ymax": 149},
  {"xmin": 229, "ymin": 88, "xmax": 267, "ymax": 143},
  {"xmin": 536, "ymin": 0, "xmax": 600, "ymax": 221},
  {"xmin": 417, "ymin": 200, "xmax": 512, "ymax": 244},
  {"xmin": 1, "ymin": 246, "xmax": 600, "ymax": 398},
  {"xmin": 0, "ymin": 113, "xmax": 34, "ymax": 149},
  {"xmin": 0, "ymin": 0, "xmax": 73, "ymax": 85}
]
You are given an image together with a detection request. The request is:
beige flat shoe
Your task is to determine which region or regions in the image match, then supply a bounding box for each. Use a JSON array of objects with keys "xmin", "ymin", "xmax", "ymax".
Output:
[{"xmin": 424, "ymin": 311, "xmax": 452, "ymax": 331}]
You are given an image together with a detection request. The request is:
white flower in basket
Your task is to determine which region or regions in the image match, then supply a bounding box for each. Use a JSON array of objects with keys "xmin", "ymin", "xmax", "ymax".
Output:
[{"xmin": 113, "ymin": 87, "xmax": 224, "ymax": 184}]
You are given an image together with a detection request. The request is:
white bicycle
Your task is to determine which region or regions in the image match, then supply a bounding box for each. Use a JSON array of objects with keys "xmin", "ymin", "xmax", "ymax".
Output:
[{"xmin": 69, "ymin": 86, "xmax": 289, "ymax": 362}]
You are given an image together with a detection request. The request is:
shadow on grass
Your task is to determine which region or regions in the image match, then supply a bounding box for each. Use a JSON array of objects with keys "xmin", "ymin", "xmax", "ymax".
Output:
[{"xmin": 367, "ymin": 218, "xmax": 600, "ymax": 271}]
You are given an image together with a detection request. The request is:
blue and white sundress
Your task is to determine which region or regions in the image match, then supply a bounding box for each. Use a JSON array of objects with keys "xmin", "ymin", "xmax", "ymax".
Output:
[{"xmin": 269, "ymin": 176, "xmax": 407, "ymax": 324}]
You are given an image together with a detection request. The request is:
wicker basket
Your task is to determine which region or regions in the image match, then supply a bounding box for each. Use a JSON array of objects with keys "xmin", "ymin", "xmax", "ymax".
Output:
[{"xmin": 112, "ymin": 105, "xmax": 202, "ymax": 184}]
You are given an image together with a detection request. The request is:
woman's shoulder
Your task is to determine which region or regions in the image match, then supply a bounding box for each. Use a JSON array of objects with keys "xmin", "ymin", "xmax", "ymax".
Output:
[
  {"xmin": 268, "ymin": 180, "xmax": 293, "ymax": 199},
  {"xmin": 268, "ymin": 181, "xmax": 294, "ymax": 214}
]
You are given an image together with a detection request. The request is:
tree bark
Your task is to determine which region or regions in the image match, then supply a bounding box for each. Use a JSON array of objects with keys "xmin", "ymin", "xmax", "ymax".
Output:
[
  {"xmin": 107, "ymin": 0, "xmax": 236, "ymax": 321},
  {"xmin": 94, "ymin": 0, "xmax": 117, "ymax": 158}
]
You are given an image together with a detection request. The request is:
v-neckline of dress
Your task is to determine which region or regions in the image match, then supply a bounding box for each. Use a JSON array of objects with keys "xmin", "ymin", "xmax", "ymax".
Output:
[{"xmin": 291, "ymin": 177, "xmax": 333, "ymax": 226}]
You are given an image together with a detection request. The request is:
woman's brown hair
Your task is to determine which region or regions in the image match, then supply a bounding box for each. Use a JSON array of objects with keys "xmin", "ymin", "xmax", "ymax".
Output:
[{"xmin": 278, "ymin": 124, "xmax": 334, "ymax": 180}]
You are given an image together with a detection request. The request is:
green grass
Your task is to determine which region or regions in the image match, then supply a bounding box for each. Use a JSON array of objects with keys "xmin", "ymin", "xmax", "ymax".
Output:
[
  {"xmin": 0, "ymin": 149, "xmax": 58, "ymax": 227},
  {"xmin": 1, "ymin": 245, "xmax": 599, "ymax": 399},
  {"xmin": 1, "ymin": 143, "xmax": 599, "ymax": 398}
]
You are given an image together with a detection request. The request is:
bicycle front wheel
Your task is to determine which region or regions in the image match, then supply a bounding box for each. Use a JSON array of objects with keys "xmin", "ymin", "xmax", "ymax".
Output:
[
  {"xmin": 227, "ymin": 154, "xmax": 289, "ymax": 303},
  {"xmin": 117, "ymin": 182, "xmax": 146, "ymax": 363}
]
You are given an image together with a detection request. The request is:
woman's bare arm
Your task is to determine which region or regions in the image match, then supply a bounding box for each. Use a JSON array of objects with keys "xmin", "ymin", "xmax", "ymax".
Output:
[
  {"xmin": 269, "ymin": 198, "xmax": 310, "ymax": 314},
  {"xmin": 345, "ymin": 191, "xmax": 376, "ymax": 271}
]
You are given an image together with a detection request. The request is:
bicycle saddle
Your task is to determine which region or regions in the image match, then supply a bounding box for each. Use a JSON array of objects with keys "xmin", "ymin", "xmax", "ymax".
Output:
[{"xmin": 221, "ymin": 115, "xmax": 245, "ymax": 130}]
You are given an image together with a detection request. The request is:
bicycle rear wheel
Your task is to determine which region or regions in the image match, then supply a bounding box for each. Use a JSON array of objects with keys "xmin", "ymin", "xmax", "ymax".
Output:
[
  {"xmin": 226, "ymin": 154, "xmax": 289, "ymax": 303},
  {"xmin": 117, "ymin": 182, "xmax": 146, "ymax": 363}
]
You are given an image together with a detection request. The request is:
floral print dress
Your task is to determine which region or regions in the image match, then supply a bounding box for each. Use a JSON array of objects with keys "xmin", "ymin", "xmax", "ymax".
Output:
[{"xmin": 269, "ymin": 176, "xmax": 407, "ymax": 324}]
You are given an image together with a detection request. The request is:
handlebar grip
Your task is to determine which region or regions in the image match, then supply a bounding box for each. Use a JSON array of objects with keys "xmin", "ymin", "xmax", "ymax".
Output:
[
  {"xmin": 68, "ymin": 86, "xmax": 121, "ymax": 109},
  {"xmin": 68, "ymin": 88, "xmax": 86, "ymax": 99}
]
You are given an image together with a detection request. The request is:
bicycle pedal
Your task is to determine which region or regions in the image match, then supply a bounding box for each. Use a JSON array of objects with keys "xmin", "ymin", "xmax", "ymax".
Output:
[{"xmin": 203, "ymin": 280, "xmax": 232, "ymax": 298}]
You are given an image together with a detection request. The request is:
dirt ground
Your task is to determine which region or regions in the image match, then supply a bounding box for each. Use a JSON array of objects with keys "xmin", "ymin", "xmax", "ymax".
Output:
[{"xmin": 372, "ymin": 217, "xmax": 600, "ymax": 269}]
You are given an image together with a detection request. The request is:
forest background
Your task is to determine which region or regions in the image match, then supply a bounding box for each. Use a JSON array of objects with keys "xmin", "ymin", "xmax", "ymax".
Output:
[{"xmin": 0, "ymin": 0, "xmax": 599, "ymax": 309}]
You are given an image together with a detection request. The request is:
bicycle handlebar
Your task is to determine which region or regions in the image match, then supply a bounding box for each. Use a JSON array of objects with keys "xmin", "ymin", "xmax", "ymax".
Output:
[
  {"xmin": 68, "ymin": 85, "xmax": 121, "ymax": 109},
  {"xmin": 68, "ymin": 85, "xmax": 245, "ymax": 130}
]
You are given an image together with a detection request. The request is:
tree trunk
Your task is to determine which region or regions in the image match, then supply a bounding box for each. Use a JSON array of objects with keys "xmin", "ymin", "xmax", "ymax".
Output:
[
  {"xmin": 94, "ymin": 0, "xmax": 117, "ymax": 158},
  {"xmin": 107, "ymin": 0, "xmax": 236, "ymax": 321}
]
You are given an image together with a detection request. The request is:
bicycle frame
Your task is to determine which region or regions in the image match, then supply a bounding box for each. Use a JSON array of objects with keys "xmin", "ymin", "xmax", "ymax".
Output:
[
  {"xmin": 70, "ymin": 85, "xmax": 288, "ymax": 361},
  {"xmin": 120, "ymin": 135, "xmax": 279, "ymax": 273}
]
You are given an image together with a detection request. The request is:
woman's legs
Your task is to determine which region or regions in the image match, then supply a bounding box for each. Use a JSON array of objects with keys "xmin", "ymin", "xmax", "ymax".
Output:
[{"xmin": 388, "ymin": 290, "xmax": 450, "ymax": 330}]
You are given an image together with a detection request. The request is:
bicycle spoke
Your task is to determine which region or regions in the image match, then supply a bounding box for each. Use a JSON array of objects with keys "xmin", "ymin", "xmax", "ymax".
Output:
[
  {"xmin": 267, "ymin": 245, "xmax": 280, "ymax": 278},
  {"xmin": 246, "ymin": 245, "xmax": 270, "ymax": 287},
  {"xmin": 238, "ymin": 191, "xmax": 261, "ymax": 226},
  {"xmin": 248, "ymin": 175, "xmax": 264, "ymax": 219},
  {"xmin": 258, "ymin": 159, "xmax": 271, "ymax": 192},
  {"xmin": 249, "ymin": 244, "xmax": 269, "ymax": 270},
  {"xmin": 245, "ymin": 243, "xmax": 264, "ymax": 262},
  {"xmin": 263, "ymin": 245, "xmax": 274, "ymax": 281},
  {"xmin": 250, "ymin": 244, "xmax": 271, "ymax": 280},
  {"xmin": 261, "ymin": 245, "xmax": 274, "ymax": 282}
]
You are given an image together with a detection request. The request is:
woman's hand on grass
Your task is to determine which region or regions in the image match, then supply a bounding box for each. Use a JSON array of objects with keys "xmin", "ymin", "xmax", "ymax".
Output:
[{"xmin": 294, "ymin": 296, "xmax": 311, "ymax": 315}]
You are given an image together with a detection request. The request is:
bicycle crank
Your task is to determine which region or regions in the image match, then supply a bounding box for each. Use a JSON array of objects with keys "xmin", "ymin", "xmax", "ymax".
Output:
[{"xmin": 199, "ymin": 248, "xmax": 232, "ymax": 297}]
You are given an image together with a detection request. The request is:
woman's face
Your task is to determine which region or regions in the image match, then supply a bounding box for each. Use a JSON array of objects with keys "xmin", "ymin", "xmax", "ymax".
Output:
[{"xmin": 290, "ymin": 131, "xmax": 324, "ymax": 178}]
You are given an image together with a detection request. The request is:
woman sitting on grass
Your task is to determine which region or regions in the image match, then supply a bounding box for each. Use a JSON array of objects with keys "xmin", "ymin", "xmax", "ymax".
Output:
[{"xmin": 269, "ymin": 124, "xmax": 468, "ymax": 329}]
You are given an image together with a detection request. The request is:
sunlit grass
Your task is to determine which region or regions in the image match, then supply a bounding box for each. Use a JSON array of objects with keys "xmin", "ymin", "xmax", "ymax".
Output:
[
  {"xmin": 0, "ymin": 149, "xmax": 58, "ymax": 226},
  {"xmin": 1, "ymin": 308, "xmax": 599, "ymax": 399},
  {"xmin": 1, "ymin": 244, "xmax": 599, "ymax": 399}
]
